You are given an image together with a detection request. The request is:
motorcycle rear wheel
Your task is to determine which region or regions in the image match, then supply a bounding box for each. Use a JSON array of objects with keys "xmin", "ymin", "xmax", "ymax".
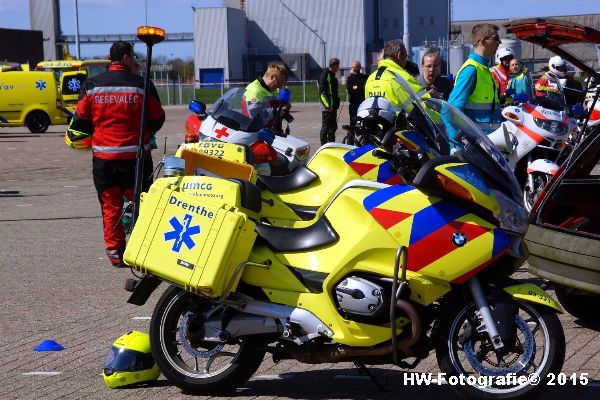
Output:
[
  {"xmin": 436, "ymin": 300, "xmax": 565, "ymax": 399},
  {"xmin": 150, "ymin": 285, "xmax": 266, "ymax": 393}
]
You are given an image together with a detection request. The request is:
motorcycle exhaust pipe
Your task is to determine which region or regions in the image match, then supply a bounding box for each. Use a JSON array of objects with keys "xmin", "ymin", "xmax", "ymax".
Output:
[{"xmin": 288, "ymin": 299, "xmax": 423, "ymax": 364}]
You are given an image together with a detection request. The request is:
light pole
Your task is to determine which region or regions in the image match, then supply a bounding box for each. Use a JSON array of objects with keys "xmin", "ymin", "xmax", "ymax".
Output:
[{"xmin": 74, "ymin": 0, "xmax": 81, "ymax": 59}]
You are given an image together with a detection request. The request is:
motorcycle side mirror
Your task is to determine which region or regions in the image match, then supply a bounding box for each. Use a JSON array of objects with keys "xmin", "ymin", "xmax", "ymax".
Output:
[
  {"xmin": 513, "ymin": 93, "xmax": 529, "ymax": 104},
  {"xmin": 188, "ymin": 100, "xmax": 206, "ymax": 115},
  {"xmin": 278, "ymin": 88, "xmax": 291, "ymax": 103},
  {"xmin": 570, "ymin": 104, "xmax": 586, "ymax": 117}
]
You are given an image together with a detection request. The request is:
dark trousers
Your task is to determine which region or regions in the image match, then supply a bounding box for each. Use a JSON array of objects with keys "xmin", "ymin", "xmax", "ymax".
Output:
[
  {"xmin": 320, "ymin": 110, "xmax": 338, "ymax": 145},
  {"xmin": 348, "ymin": 102, "xmax": 360, "ymax": 126}
]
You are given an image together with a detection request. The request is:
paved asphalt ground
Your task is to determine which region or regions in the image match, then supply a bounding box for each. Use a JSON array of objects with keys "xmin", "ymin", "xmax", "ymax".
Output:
[{"xmin": 1, "ymin": 104, "xmax": 599, "ymax": 399}]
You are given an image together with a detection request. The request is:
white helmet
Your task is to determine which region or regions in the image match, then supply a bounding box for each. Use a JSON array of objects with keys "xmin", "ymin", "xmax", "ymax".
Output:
[
  {"xmin": 549, "ymin": 56, "xmax": 567, "ymax": 78},
  {"xmin": 495, "ymin": 47, "xmax": 514, "ymax": 63},
  {"xmin": 357, "ymin": 97, "xmax": 397, "ymax": 131}
]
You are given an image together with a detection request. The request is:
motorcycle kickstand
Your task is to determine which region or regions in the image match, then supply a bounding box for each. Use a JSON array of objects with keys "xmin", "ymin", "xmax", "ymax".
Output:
[{"xmin": 353, "ymin": 361, "xmax": 385, "ymax": 391}]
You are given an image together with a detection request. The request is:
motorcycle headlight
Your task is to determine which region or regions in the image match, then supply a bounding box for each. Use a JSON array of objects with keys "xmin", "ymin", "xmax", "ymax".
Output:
[
  {"xmin": 533, "ymin": 118, "xmax": 567, "ymax": 135},
  {"xmin": 490, "ymin": 189, "xmax": 529, "ymax": 235}
]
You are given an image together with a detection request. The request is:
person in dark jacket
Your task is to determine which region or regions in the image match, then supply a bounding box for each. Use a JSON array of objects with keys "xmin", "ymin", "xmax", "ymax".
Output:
[
  {"xmin": 417, "ymin": 50, "xmax": 454, "ymax": 100},
  {"xmin": 319, "ymin": 57, "xmax": 340, "ymax": 145},
  {"xmin": 346, "ymin": 60, "xmax": 368, "ymax": 126},
  {"xmin": 66, "ymin": 41, "xmax": 165, "ymax": 268}
]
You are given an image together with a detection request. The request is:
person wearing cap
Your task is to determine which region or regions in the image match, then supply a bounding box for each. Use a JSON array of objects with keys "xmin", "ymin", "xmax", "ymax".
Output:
[
  {"xmin": 449, "ymin": 23, "xmax": 502, "ymax": 134},
  {"xmin": 346, "ymin": 60, "xmax": 368, "ymax": 126},
  {"xmin": 490, "ymin": 47, "xmax": 514, "ymax": 96}
]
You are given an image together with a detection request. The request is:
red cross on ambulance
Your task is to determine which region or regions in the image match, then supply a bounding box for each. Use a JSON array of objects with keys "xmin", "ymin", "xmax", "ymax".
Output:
[{"xmin": 214, "ymin": 126, "xmax": 230, "ymax": 139}]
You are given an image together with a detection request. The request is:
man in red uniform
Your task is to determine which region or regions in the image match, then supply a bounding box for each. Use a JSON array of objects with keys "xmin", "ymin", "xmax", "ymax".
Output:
[{"xmin": 66, "ymin": 41, "xmax": 165, "ymax": 267}]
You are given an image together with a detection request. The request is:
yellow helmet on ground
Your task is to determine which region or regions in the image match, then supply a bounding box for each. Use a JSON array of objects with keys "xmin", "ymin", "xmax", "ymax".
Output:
[
  {"xmin": 102, "ymin": 330, "xmax": 160, "ymax": 388},
  {"xmin": 64, "ymin": 132, "xmax": 92, "ymax": 150}
]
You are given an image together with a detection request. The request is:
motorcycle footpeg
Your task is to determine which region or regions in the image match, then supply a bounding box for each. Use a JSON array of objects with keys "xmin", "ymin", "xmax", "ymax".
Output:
[{"xmin": 124, "ymin": 278, "xmax": 139, "ymax": 292}]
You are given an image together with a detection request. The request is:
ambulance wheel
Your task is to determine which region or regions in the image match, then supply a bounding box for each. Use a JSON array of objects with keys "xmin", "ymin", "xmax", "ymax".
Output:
[{"xmin": 26, "ymin": 111, "xmax": 50, "ymax": 133}]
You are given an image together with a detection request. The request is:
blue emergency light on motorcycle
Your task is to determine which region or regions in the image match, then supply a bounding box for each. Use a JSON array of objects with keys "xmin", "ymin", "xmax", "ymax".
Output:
[
  {"xmin": 189, "ymin": 99, "xmax": 206, "ymax": 114},
  {"xmin": 278, "ymin": 88, "xmax": 291, "ymax": 103}
]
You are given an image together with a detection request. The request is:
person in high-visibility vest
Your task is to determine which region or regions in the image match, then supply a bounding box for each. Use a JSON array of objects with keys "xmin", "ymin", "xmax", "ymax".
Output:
[
  {"xmin": 449, "ymin": 23, "xmax": 503, "ymax": 135},
  {"xmin": 319, "ymin": 58, "xmax": 340, "ymax": 145},
  {"xmin": 365, "ymin": 39, "xmax": 427, "ymax": 114}
]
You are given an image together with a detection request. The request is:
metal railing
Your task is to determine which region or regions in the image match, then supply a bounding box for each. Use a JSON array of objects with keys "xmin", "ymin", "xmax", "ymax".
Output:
[{"xmin": 154, "ymin": 80, "xmax": 324, "ymax": 106}]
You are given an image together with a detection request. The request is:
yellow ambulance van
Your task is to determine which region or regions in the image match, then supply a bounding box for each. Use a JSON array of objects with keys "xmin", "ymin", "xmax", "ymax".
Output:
[
  {"xmin": 35, "ymin": 59, "xmax": 110, "ymax": 119},
  {"xmin": 0, "ymin": 71, "xmax": 67, "ymax": 133}
]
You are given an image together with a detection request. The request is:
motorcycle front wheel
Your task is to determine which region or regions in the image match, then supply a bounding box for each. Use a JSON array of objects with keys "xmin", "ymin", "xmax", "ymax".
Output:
[
  {"xmin": 523, "ymin": 172, "xmax": 549, "ymax": 212},
  {"xmin": 436, "ymin": 300, "xmax": 565, "ymax": 400},
  {"xmin": 150, "ymin": 285, "xmax": 266, "ymax": 393}
]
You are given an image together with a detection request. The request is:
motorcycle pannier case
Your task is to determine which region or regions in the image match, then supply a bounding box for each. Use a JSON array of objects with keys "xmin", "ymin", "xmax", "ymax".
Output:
[{"xmin": 124, "ymin": 180, "xmax": 256, "ymax": 298}]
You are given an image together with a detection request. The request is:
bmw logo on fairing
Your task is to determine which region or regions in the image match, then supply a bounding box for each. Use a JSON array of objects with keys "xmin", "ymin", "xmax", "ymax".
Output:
[{"xmin": 452, "ymin": 232, "xmax": 467, "ymax": 247}]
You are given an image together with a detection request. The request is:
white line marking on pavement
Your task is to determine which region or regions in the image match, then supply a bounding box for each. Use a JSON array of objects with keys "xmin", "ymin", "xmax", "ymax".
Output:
[
  {"xmin": 64, "ymin": 185, "xmax": 77, "ymax": 188},
  {"xmin": 254, "ymin": 375, "xmax": 284, "ymax": 380},
  {"xmin": 23, "ymin": 371, "xmax": 63, "ymax": 376},
  {"xmin": 132, "ymin": 316, "xmax": 151, "ymax": 320},
  {"xmin": 16, "ymin": 204, "xmax": 32, "ymax": 207},
  {"xmin": 7, "ymin": 147, "xmax": 16, "ymax": 150}
]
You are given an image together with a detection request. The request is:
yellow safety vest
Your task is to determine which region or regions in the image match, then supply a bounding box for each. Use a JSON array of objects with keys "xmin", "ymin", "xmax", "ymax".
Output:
[
  {"xmin": 455, "ymin": 58, "xmax": 500, "ymax": 122},
  {"xmin": 365, "ymin": 59, "xmax": 427, "ymax": 111}
]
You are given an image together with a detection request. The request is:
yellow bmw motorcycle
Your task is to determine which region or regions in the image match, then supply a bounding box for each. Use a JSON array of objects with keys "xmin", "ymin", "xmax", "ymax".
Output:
[{"xmin": 124, "ymin": 77, "xmax": 565, "ymax": 399}]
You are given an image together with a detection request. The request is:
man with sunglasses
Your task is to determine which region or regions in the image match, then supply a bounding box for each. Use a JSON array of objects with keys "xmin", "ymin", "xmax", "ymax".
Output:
[
  {"xmin": 449, "ymin": 23, "xmax": 503, "ymax": 134},
  {"xmin": 66, "ymin": 41, "xmax": 165, "ymax": 268}
]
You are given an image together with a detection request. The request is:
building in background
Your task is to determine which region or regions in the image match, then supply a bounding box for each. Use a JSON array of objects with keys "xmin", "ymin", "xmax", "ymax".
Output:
[
  {"xmin": 451, "ymin": 14, "xmax": 600, "ymax": 75},
  {"xmin": 193, "ymin": 0, "xmax": 450, "ymax": 84},
  {"xmin": 29, "ymin": 0, "xmax": 63, "ymax": 60},
  {"xmin": 0, "ymin": 28, "xmax": 44, "ymax": 67}
]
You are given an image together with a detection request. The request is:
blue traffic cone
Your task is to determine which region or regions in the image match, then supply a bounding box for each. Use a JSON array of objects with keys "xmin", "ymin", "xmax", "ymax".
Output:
[{"xmin": 34, "ymin": 339, "xmax": 64, "ymax": 352}]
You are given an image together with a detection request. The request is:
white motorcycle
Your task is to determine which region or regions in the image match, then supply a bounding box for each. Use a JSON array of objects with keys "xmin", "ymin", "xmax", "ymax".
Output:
[
  {"xmin": 183, "ymin": 87, "xmax": 310, "ymax": 176},
  {"xmin": 488, "ymin": 89, "xmax": 580, "ymax": 211}
]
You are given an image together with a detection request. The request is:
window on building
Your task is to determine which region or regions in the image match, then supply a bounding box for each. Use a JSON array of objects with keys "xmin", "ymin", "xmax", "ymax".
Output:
[
  {"xmin": 430, "ymin": 17, "xmax": 435, "ymax": 26},
  {"xmin": 392, "ymin": 18, "xmax": 398, "ymax": 28},
  {"xmin": 288, "ymin": 60, "xmax": 298, "ymax": 71},
  {"xmin": 382, "ymin": 19, "xmax": 388, "ymax": 29},
  {"xmin": 419, "ymin": 17, "xmax": 424, "ymax": 27}
]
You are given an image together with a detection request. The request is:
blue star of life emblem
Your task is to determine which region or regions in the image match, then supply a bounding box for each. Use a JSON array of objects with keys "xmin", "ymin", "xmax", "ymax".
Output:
[
  {"xmin": 68, "ymin": 78, "xmax": 81, "ymax": 92},
  {"xmin": 35, "ymin": 80, "xmax": 47, "ymax": 91},
  {"xmin": 164, "ymin": 213, "xmax": 201, "ymax": 253},
  {"xmin": 452, "ymin": 232, "xmax": 467, "ymax": 247}
]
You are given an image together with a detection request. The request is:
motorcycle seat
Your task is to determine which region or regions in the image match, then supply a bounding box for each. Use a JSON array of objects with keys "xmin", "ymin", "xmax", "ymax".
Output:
[
  {"xmin": 257, "ymin": 165, "xmax": 318, "ymax": 193},
  {"xmin": 255, "ymin": 216, "xmax": 338, "ymax": 252},
  {"xmin": 228, "ymin": 178, "xmax": 262, "ymax": 213}
]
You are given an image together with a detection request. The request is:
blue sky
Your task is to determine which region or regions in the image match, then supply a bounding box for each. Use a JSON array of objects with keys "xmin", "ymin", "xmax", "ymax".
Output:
[{"xmin": 1, "ymin": 0, "xmax": 600, "ymax": 59}]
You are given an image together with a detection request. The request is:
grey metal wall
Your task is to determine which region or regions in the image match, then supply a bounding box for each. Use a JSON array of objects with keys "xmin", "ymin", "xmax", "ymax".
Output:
[
  {"xmin": 29, "ymin": 0, "xmax": 60, "ymax": 60},
  {"xmin": 193, "ymin": 7, "xmax": 247, "ymax": 83},
  {"xmin": 227, "ymin": 9, "xmax": 247, "ymax": 81},
  {"xmin": 245, "ymin": 0, "xmax": 368, "ymax": 73},
  {"xmin": 378, "ymin": 0, "xmax": 449, "ymax": 53}
]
